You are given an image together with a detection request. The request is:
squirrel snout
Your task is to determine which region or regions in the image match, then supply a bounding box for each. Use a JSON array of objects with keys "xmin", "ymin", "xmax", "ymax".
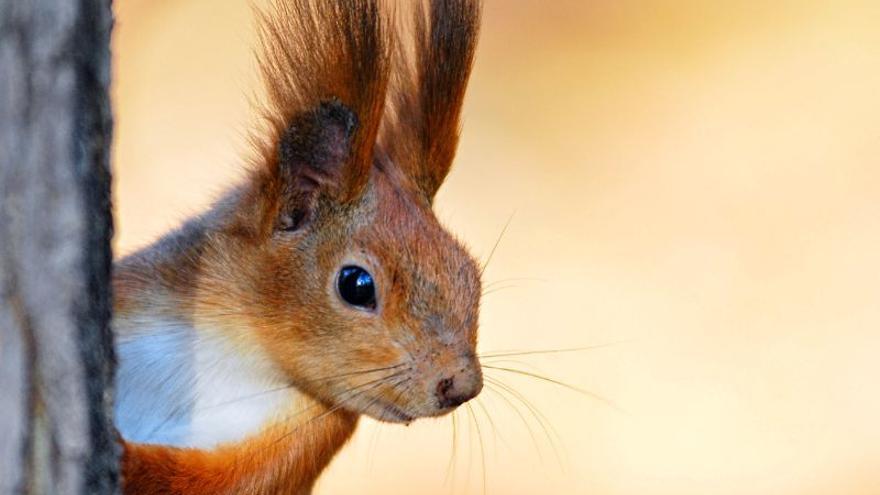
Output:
[{"xmin": 435, "ymin": 367, "xmax": 483, "ymax": 409}]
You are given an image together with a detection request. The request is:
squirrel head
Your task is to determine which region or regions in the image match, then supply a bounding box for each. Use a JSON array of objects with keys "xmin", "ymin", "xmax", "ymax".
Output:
[{"xmin": 196, "ymin": 0, "xmax": 484, "ymax": 422}]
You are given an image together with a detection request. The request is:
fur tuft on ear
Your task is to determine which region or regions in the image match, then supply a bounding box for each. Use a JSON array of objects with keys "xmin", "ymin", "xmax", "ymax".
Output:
[
  {"xmin": 381, "ymin": 0, "xmax": 482, "ymax": 200},
  {"xmin": 252, "ymin": 0, "xmax": 390, "ymax": 221}
]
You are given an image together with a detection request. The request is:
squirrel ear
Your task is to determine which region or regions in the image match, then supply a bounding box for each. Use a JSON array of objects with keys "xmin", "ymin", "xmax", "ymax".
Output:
[
  {"xmin": 274, "ymin": 101, "xmax": 361, "ymax": 231},
  {"xmin": 251, "ymin": 0, "xmax": 390, "ymax": 232}
]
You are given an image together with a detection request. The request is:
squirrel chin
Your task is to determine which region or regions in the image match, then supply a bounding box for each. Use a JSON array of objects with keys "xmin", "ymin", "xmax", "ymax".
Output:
[{"xmin": 358, "ymin": 399, "xmax": 416, "ymax": 424}]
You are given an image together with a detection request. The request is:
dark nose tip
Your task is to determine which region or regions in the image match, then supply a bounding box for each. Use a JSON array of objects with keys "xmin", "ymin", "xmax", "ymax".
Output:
[{"xmin": 435, "ymin": 375, "xmax": 481, "ymax": 409}]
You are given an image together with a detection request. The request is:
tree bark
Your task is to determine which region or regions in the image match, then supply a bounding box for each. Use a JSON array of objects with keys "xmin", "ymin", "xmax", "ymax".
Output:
[{"xmin": 0, "ymin": 1, "xmax": 118, "ymax": 494}]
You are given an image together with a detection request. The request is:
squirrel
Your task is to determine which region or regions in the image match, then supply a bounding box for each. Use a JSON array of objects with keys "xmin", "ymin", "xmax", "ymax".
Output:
[{"xmin": 112, "ymin": 0, "xmax": 483, "ymax": 493}]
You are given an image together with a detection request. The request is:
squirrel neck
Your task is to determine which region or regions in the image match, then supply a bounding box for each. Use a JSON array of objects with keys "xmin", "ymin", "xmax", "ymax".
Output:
[{"xmin": 113, "ymin": 215, "xmax": 359, "ymax": 493}]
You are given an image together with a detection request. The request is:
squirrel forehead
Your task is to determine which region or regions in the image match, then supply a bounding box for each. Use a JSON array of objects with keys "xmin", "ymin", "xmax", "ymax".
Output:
[{"xmin": 349, "ymin": 170, "xmax": 482, "ymax": 298}]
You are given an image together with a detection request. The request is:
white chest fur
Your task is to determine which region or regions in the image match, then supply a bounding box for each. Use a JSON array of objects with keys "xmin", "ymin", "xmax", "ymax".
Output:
[{"xmin": 114, "ymin": 317, "xmax": 300, "ymax": 449}]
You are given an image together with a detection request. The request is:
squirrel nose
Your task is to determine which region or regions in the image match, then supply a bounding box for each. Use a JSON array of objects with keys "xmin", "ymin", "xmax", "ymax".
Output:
[{"xmin": 435, "ymin": 371, "xmax": 482, "ymax": 409}]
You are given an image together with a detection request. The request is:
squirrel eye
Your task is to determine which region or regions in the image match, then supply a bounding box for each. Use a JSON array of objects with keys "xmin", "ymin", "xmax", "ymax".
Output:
[{"xmin": 337, "ymin": 266, "xmax": 376, "ymax": 310}]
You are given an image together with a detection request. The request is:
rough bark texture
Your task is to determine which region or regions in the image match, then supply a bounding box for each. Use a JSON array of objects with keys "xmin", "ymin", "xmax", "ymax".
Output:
[{"xmin": 0, "ymin": 0, "xmax": 118, "ymax": 494}]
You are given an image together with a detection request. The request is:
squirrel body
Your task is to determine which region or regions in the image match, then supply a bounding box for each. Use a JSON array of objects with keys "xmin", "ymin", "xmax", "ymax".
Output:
[{"xmin": 114, "ymin": 0, "xmax": 483, "ymax": 493}]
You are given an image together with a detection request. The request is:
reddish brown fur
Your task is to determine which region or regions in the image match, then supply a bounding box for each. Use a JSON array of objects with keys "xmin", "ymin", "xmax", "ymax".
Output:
[
  {"xmin": 117, "ymin": 0, "xmax": 483, "ymax": 493},
  {"xmin": 122, "ymin": 402, "xmax": 357, "ymax": 495}
]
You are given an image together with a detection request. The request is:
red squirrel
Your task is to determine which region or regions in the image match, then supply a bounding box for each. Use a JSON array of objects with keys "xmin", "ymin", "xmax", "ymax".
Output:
[{"xmin": 113, "ymin": 0, "xmax": 483, "ymax": 493}]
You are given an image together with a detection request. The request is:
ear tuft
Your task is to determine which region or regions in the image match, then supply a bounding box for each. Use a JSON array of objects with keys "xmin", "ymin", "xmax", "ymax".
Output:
[{"xmin": 381, "ymin": 0, "xmax": 482, "ymax": 200}]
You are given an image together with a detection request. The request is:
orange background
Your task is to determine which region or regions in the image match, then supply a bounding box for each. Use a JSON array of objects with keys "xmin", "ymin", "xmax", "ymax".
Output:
[{"xmin": 112, "ymin": 1, "xmax": 880, "ymax": 494}]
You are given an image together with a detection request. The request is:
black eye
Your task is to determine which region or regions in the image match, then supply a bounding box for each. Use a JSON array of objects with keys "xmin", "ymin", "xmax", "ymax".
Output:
[{"xmin": 337, "ymin": 266, "xmax": 377, "ymax": 310}]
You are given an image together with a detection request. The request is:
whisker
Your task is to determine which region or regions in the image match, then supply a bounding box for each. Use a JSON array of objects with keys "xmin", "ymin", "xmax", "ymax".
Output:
[
  {"xmin": 205, "ymin": 384, "xmax": 297, "ymax": 409},
  {"xmin": 271, "ymin": 371, "xmax": 406, "ymax": 444},
  {"xmin": 444, "ymin": 410, "xmax": 459, "ymax": 488},
  {"xmin": 480, "ymin": 211, "xmax": 515, "ymax": 277},
  {"xmin": 361, "ymin": 378, "xmax": 412, "ymax": 472},
  {"xmin": 466, "ymin": 403, "xmax": 487, "ymax": 495},
  {"xmin": 277, "ymin": 383, "xmax": 382, "ymax": 441},
  {"xmin": 474, "ymin": 395, "xmax": 506, "ymax": 451},
  {"xmin": 483, "ymin": 381, "xmax": 544, "ymax": 464},
  {"xmin": 180, "ymin": 363, "xmax": 407, "ymax": 423},
  {"xmin": 290, "ymin": 377, "xmax": 407, "ymax": 439},
  {"xmin": 389, "ymin": 378, "xmax": 411, "ymax": 406},
  {"xmin": 320, "ymin": 371, "xmax": 405, "ymax": 409},
  {"xmin": 360, "ymin": 384, "xmax": 396, "ymax": 422},
  {"xmin": 483, "ymin": 365, "xmax": 623, "ymax": 413},
  {"xmin": 479, "ymin": 340, "xmax": 634, "ymax": 359},
  {"xmin": 482, "ymin": 277, "xmax": 547, "ymax": 290},
  {"xmin": 144, "ymin": 380, "xmax": 302, "ymax": 441},
  {"xmin": 375, "ymin": 378, "xmax": 412, "ymax": 422},
  {"xmin": 365, "ymin": 418, "xmax": 383, "ymax": 471},
  {"xmin": 485, "ymin": 375, "xmax": 564, "ymax": 469},
  {"xmin": 464, "ymin": 402, "xmax": 474, "ymax": 493},
  {"xmin": 479, "ymin": 358, "xmax": 543, "ymax": 373},
  {"xmin": 311, "ymin": 362, "xmax": 408, "ymax": 382},
  {"xmin": 481, "ymin": 285, "xmax": 518, "ymax": 297}
]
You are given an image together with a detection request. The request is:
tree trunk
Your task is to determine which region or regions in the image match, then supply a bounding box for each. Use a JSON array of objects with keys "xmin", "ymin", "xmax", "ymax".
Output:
[{"xmin": 0, "ymin": 0, "xmax": 119, "ymax": 494}]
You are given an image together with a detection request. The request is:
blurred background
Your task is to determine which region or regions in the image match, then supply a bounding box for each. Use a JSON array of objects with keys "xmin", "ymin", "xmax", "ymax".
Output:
[{"xmin": 112, "ymin": 1, "xmax": 880, "ymax": 494}]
